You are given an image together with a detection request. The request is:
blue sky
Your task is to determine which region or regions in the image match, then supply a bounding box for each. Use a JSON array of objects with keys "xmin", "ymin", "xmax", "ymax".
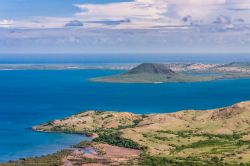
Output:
[
  {"xmin": 0, "ymin": 0, "xmax": 129, "ymax": 19},
  {"xmin": 0, "ymin": 0, "xmax": 250, "ymax": 54}
]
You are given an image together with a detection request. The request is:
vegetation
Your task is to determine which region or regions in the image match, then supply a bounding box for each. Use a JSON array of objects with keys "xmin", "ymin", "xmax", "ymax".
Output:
[
  {"xmin": 93, "ymin": 131, "xmax": 142, "ymax": 150},
  {"xmin": 31, "ymin": 101, "xmax": 250, "ymax": 165},
  {"xmin": 127, "ymin": 63, "xmax": 175, "ymax": 75},
  {"xmin": 144, "ymin": 130, "xmax": 250, "ymax": 157},
  {"xmin": 90, "ymin": 63, "xmax": 215, "ymax": 83},
  {"xmin": 49, "ymin": 125, "xmax": 93, "ymax": 136},
  {"xmin": 91, "ymin": 73, "xmax": 211, "ymax": 83},
  {"xmin": 90, "ymin": 62, "xmax": 250, "ymax": 83},
  {"xmin": 73, "ymin": 140, "xmax": 92, "ymax": 148},
  {"xmin": 139, "ymin": 154, "xmax": 250, "ymax": 166},
  {"xmin": 1, "ymin": 150, "xmax": 73, "ymax": 166},
  {"xmin": 116, "ymin": 119, "xmax": 143, "ymax": 130},
  {"xmin": 1, "ymin": 149, "xmax": 101, "ymax": 166},
  {"xmin": 139, "ymin": 155, "xmax": 229, "ymax": 166}
]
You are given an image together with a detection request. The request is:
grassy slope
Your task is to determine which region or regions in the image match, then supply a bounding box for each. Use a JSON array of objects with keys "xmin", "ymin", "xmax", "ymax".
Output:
[
  {"xmin": 0, "ymin": 150, "xmax": 73, "ymax": 166},
  {"xmin": 90, "ymin": 63, "xmax": 215, "ymax": 83},
  {"xmin": 91, "ymin": 71, "xmax": 250, "ymax": 84},
  {"xmin": 90, "ymin": 63, "xmax": 250, "ymax": 83},
  {"xmin": 90, "ymin": 73, "xmax": 214, "ymax": 83},
  {"xmin": 1, "ymin": 149, "xmax": 101, "ymax": 166},
  {"xmin": 33, "ymin": 101, "xmax": 250, "ymax": 165},
  {"xmin": 91, "ymin": 71, "xmax": 250, "ymax": 83}
]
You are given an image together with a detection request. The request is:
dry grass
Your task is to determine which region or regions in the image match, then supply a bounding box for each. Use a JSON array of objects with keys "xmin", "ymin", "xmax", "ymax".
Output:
[{"xmin": 34, "ymin": 101, "xmax": 250, "ymax": 164}]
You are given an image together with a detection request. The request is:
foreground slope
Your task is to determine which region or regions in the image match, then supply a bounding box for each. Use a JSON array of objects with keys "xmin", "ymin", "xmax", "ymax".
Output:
[{"xmin": 29, "ymin": 101, "xmax": 250, "ymax": 165}]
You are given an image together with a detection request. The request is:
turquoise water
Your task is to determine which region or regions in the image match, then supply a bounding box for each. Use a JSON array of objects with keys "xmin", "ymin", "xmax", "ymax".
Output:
[{"xmin": 1, "ymin": 69, "xmax": 250, "ymax": 162}]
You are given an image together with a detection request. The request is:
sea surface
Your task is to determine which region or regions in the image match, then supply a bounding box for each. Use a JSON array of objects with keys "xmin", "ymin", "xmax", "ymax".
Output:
[{"xmin": 1, "ymin": 69, "xmax": 250, "ymax": 162}]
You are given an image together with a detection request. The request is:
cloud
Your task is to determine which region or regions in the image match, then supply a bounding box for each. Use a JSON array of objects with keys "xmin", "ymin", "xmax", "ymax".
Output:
[
  {"xmin": 1, "ymin": 0, "xmax": 250, "ymax": 32},
  {"xmin": 74, "ymin": 0, "xmax": 230, "ymax": 29},
  {"xmin": 234, "ymin": 18, "xmax": 245, "ymax": 23},
  {"xmin": 226, "ymin": 0, "xmax": 250, "ymax": 11},
  {"xmin": 65, "ymin": 20, "xmax": 83, "ymax": 27},
  {"xmin": 74, "ymin": 0, "xmax": 170, "ymax": 29},
  {"xmin": 1, "ymin": 0, "xmax": 250, "ymax": 53},
  {"xmin": 89, "ymin": 19, "xmax": 131, "ymax": 26},
  {"xmin": 1, "ymin": 28, "xmax": 250, "ymax": 54},
  {"xmin": 167, "ymin": 0, "xmax": 226, "ymax": 19},
  {"xmin": 0, "ymin": 20, "xmax": 14, "ymax": 28},
  {"xmin": 75, "ymin": 0, "xmax": 167, "ymax": 20},
  {"xmin": 10, "ymin": 17, "xmax": 73, "ymax": 29},
  {"xmin": 214, "ymin": 16, "xmax": 231, "ymax": 24}
]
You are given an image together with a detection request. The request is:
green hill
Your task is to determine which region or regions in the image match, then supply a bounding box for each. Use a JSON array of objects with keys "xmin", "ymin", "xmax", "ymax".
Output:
[
  {"xmin": 91, "ymin": 62, "xmax": 250, "ymax": 83},
  {"xmin": 127, "ymin": 63, "xmax": 175, "ymax": 75},
  {"xmin": 91, "ymin": 63, "xmax": 212, "ymax": 83}
]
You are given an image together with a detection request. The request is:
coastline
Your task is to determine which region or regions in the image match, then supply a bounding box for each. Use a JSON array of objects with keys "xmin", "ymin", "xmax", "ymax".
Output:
[
  {"xmin": 3, "ymin": 101, "xmax": 250, "ymax": 165},
  {"xmin": 3, "ymin": 69, "xmax": 250, "ymax": 164},
  {"xmin": 90, "ymin": 62, "xmax": 250, "ymax": 84},
  {"xmin": 1, "ymin": 68, "xmax": 250, "ymax": 165},
  {"xmin": 0, "ymin": 64, "xmax": 134, "ymax": 71}
]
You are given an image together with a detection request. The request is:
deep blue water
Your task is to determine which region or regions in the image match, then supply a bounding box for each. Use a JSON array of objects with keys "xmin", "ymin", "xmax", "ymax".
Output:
[{"xmin": 1, "ymin": 69, "xmax": 250, "ymax": 162}]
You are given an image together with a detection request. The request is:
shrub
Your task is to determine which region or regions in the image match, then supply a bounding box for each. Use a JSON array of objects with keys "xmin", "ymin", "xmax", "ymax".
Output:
[{"xmin": 93, "ymin": 132, "xmax": 142, "ymax": 149}]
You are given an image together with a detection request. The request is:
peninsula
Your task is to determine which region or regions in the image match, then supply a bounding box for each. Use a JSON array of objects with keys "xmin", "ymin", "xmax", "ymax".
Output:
[{"xmin": 3, "ymin": 101, "xmax": 250, "ymax": 165}]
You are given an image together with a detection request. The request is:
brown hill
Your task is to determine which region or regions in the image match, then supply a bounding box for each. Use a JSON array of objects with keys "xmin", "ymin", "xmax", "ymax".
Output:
[{"xmin": 34, "ymin": 101, "xmax": 250, "ymax": 164}]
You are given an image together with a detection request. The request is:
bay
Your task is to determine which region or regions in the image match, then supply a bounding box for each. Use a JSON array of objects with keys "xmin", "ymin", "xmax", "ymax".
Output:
[{"xmin": 0, "ymin": 69, "xmax": 250, "ymax": 162}]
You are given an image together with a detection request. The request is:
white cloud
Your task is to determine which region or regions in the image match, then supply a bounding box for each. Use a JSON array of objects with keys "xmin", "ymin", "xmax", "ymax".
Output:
[
  {"xmin": 11, "ymin": 17, "xmax": 72, "ymax": 29},
  {"xmin": 1, "ymin": 0, "xmax": 250, "ymax": 53},
  {"xmin": 74, "ymin": 0, "xmax": 229, "ymax": 29},
  {"xmin": 75, "ymin": 0, "xmax": 167, "ymax": 20},
  {"xmin": 1, "ymin": 28, "xmax": 250, "ymax": 53},
  {"xmin": 1, "ymin": 0, "xmax": 250, "ymax": 30},
  {"xmin": 74, "ymin": 0, "xmax": 170, "ymax": 29},
  {"xmin": 168, "ymin": 0, "xmax": 226, "ymax": 19},
  {"xmin": 65, "ymin": 20, "xmax": 83, "ymax": 27},
  {"xmin": 226, "ymin": 0, "xmax": 250, "ymax": 11},
  {"xmin": 0, "ymin": 20, "xmax": 14, "ymax": 28}
]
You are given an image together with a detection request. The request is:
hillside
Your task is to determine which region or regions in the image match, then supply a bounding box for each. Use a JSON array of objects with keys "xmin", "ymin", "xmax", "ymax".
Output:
[
  {"xmin": 30, "ymin": 101, "xmax": 250, "ymax": 165},
  {"xmin": 91, "ymin": 63, "xmax": 213, "ymax": 83},
  {"xmin": 217, "ymin": 62, "xmax": 250, "ymax": 68},
  {"xmin": 127, "ymin": 63, "xmax": 175, "ymax": 75},
  {"xmin": 91, "ymin": 62, "xmax": 250, "ymax": 83}
]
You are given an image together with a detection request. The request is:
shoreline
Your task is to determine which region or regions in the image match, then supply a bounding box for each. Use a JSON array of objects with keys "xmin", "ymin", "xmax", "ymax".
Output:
[
  {"xmin": 3, "ymin": 101, "xmax": 250, "ymax": 165},
  {"xmin": 90, "ymin": 62, "xmax": 250, "ymax": 84},
  {"xmin": 2, "ymin": 68, "xmax": 249, "ymax": 165},
  {"xmin": 32, "ymin": 126, "xmax": 95, "ymax": 138},
  {"xmin": 0, "ymin": 64, "xmax": 134, "ymax": 71},
  {"xmin": 0, "ymin": 131, "xmax": 89, "ymax": 164}
]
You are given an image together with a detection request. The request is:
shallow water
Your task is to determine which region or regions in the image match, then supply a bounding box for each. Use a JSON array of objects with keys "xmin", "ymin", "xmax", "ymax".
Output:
[{"xmin": 1, "ymin": 69, "xmax": 250, "ymax": 162}]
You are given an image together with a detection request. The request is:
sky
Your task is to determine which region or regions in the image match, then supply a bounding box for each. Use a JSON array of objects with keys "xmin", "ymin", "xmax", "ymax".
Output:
[{"xmin": 0, "ymin": 0, "xmax": 250, "ymax": 54}]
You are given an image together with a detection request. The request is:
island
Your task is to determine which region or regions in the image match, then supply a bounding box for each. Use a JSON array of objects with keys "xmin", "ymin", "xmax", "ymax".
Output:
[
  {"xmin": 91, "ymin": 62, "xmax": 250, "ymax": 83},
  {"xmin": 3, "ymin": 101, "xmax": 250, "ymax": 165}
]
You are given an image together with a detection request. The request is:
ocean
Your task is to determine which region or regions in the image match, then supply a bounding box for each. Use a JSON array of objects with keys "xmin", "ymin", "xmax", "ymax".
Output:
[{"xmin": 1, "ymin": 69, "xmax": 250, "ymax": 162}]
